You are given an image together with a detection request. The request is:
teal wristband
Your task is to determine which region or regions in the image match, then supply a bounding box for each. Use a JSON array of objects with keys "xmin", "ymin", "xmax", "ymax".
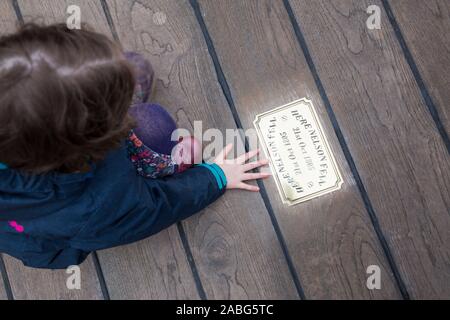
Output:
[
  {"xmin": 210, "ymin": 163, "xmax": 227, "ymax": 187},
  {"xmin": 0, "ymin": 162, "xmax": 8, "ymax": 170}
]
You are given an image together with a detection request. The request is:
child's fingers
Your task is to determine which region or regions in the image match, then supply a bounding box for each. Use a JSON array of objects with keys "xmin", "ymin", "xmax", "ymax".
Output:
[
  {"xmin": 243, "ymin": 159, "xmax": 269, "ymax": 171},
  {"xmin": 236, "ymin": 149, "xmax": 259, "ymax": 164},
  {"xmin": 237, "ymin": 183, "xmax": 260, "ymax": 192},
  {"xmin": 242, "ymin": 172, "xmax": 272, "ymax": 181}
]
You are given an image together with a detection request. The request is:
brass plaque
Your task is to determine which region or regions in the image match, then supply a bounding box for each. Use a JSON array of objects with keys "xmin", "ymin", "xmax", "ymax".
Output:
[{"xmin": 253, "ymin": 98, "xmax": 343, "ymax": 205}]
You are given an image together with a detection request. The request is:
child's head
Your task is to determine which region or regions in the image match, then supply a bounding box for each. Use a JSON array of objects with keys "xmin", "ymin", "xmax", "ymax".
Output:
[{"xmin": 0, "ymin": 23, "xmax": 136, "ymax": 174}]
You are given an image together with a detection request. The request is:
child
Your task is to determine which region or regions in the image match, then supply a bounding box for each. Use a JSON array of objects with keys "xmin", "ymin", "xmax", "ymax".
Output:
[{"xmin": 0, "ymin": 23, "xmax": 270, "ymax": 269}]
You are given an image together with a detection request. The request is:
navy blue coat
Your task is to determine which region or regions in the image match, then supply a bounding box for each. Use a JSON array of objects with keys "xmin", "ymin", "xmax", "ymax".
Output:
[{"xmin": 0, "ymin": 142, "xmax": 225, "ymax": 269}]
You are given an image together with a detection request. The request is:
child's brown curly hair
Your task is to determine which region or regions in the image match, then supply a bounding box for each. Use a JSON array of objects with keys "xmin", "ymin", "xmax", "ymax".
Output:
[{"xmin": 0, "ymin": 23, "xmax": 136, "ymax": 174}]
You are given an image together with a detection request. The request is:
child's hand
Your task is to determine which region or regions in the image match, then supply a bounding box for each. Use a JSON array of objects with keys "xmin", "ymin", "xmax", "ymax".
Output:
[{"xmin": 213, "ymin": 144, "xmax": 271, "ymax": 192}]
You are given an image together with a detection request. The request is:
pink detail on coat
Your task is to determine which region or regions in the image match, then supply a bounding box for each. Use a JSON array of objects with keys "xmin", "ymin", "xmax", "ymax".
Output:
[{"xmin": 8, "ymin": 221, "xmax": 24, "ymax": 233}]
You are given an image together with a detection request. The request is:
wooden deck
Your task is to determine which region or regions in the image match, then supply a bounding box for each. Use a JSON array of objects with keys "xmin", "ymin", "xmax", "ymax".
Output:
[{"xmin": 0, "ymin": 0, "xmax": 449, "ymax": 299}]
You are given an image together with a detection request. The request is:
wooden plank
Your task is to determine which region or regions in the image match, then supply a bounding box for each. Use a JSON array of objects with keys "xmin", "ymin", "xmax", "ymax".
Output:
[
  {"xmin": 0, "ymin": 257, "xmax": 8, "ymax": 300},
  {"xmin": 17, "ymin": 0, "xmax": 200, "ymax": 299},
  {"xmin": 20, "ymin": 0, "xmax": 111, "ymax": 35},
  {"xmin": 198, "ymin": 0, "xmax": 401, "ymax": 299},
  {"xmin": 288, "ymin": 0, "xmax": 450, "ymax": 298},
  {"xmin": 92, "ymin": 228, "xmax": 200, "ymax": 300},
  {"xmin": 0, "ymin": 0, "xmax": 19, "ymax": 34},
  {"xmin": 106, "ymin": 0, "xmax": 299, "ymax": 299},
  {"xmin": 388, "ymin": 0, "xmax": 450, "ymax": 135},
  {"xmin": 3, "ymin": 257, "xmax": 103, "ymax": 300},
  {"xmin": 0, "ymin": 281, "xmax": 7, "ymax": 300},
  {"xmin": 0, "ymin": 280, "xmax": 7, "ymax": 300}
]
